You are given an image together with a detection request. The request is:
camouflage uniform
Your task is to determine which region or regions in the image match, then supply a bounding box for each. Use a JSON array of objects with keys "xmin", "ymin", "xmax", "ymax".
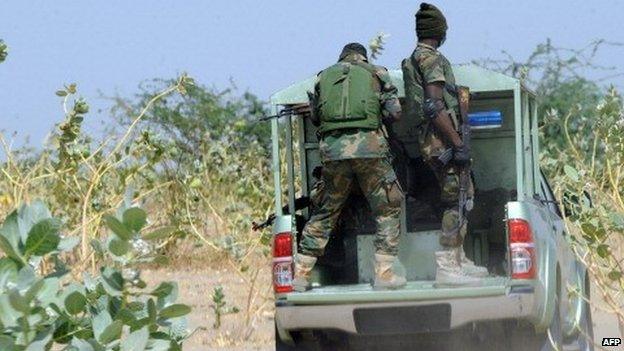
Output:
[
  {"xmin": 410, "ymin": 42, "xmax": 474, "ymax": 247},
  {"xmin": 299, "ymin": 53, "xmax": 404, "ymax": 257}
]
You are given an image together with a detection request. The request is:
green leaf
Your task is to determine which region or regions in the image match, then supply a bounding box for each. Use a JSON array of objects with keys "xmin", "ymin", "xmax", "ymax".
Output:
[
  {"xmin": 127, "ymin": 301, "xmax": 144, "ymax": 312},
  {"xmin": 116, "ymin": 308, "xmax": 138, "ymax": 327},
  {"xmin": 92, "ymin": 311, "xmax": 112, "ymax": 341},
  {"xmin": 608, "ymin": 270, "xmax": 622, "ymax": 281},
  {"xmin": 90, "ymin": 239, "xmax": 105, "ymax": 256},
  {"xmin": 143, "ymin": 226, "xmax": 176, "ymax": 240},
  {"xmin": 17, "ymin": 200, "xmax": 53, "ymax": 244},
  {"xmin": 8, "ymin": 290, "xmax": 29, "ymax": 313},
  {"xmin": 24, "ymin": 278, "xmax": 45, "ymax": 302},
  {"xmin": 563, "ymin": 165, "xmax": 579, "ymax": 182},
  {"xmin": 65, "ymin": 291, "xmax": 87, "ymax": 315},
  {"xmin": 17, "ymin": 266, "xmax": 36, "ymax": 290},
  {"xmin": 152, "ymin": 255, "xmax": 169, "ymax": 265},
  {"xmin": 123, "ymin": 208, "xmax": 147, "ymax": 232},
  {"xmin": 104, "ymin": 215, "xmax": 132, "ymax": 241},
  {"xmin": 100, "ymin": 267, "xmax": 123, "ymax": 296},
  {"xmin": 0, "ymin": 235, "xmax": 24, "ymax": 266},
  {"xmin": 158, "ymin": 304, "xmax": 191, "ymax": 319},
  {"xmin": 0, "ymin": 211, "xmax": 20, "ymax": 249},
  {"xmin": 147, "ymin": 298, "xmax": 157, "ymax": 322},
  {"xmin": 0, "ymin": 258, "xmax": 18, "ymax": 287},
  {"xmin": 99, "ymin": 320, "xmax": 123, "ymax": 344},
  {"xmin": 121, "ymin": 326, "xmax": 149, "ymax": 351},
  {"xmin": 70, "ymin": 337, "xmax": 98, "ymax": 351},
  {"xmin": 596, "ymin": 244, "xmax": 610, "ymax": 258},
  {"xmin": 150, "ymin": 282, "xmax": 174, "ymax": 298},
  {"xmin": 24, "ymin": 218, "xmax": 61, "ymax": 257},
  {"xmin": 147, "ymin": 339, "xmax": 171, "ymax": 351},
  {"xmin": 189, "ymin": 178, "xmax": 202, "ymax": 188},
  {"xmin": 36, "ymin": 277, "xmax": 59, "ymax": 305},
  {"xmin": 108, "ymin": 237, "xmax": 130, "ymax": 256},
  {"xmin": 0, "ymin": 294, "xmax": 20, "ymax": 328}
]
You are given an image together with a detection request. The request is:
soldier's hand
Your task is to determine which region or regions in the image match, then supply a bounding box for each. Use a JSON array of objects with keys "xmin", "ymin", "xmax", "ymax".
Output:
[{"xmin": 453, "ymin": 144, "xmax": 471, "ymax": 165}]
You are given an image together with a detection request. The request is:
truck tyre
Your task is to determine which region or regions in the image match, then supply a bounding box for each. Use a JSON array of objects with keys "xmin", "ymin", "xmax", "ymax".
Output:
[
  {"xmin": 275, "ymin": 323, "xmax": 299, "ymax": 351},
  {"xmin": 564, "ymin": 276, "xmax": 594, "ymax": 351}
]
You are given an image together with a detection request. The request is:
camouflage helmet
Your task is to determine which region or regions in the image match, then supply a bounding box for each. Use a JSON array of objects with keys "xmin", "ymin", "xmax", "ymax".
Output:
[
  {"xmin": 338, "ymin": 42, "xmax": 368, "ymax": 61},
  {"xmin": 415, "ymin": 3, "xmax": 448, "ymax": 40}
]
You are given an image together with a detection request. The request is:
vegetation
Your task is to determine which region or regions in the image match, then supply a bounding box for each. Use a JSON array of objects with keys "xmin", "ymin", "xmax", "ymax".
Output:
[{"xmin": 0, "ymin": 202, "xmax": 191, "ymax": 350}]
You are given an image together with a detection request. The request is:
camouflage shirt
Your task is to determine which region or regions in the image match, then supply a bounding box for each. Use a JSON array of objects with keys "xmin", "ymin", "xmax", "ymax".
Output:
[
  {"xmin": 314, "ymin": 53, "xmax": 401, "ymax": 162},
  {"xmin": 411, "ymin": 43, "xmax": 459, "ymax": 115}
]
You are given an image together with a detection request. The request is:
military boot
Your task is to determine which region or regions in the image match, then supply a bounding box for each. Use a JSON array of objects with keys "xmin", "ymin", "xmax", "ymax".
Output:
[
  {"xmin": 434, "ymin": 250, "xmax": 481, "ymax": 287},
  {"xmin": 292, "ymin": 253, "xmax": 317, "ymax": 292},
  {"xmin": 457, "ymin": 247, "xmax": 488, "ymax": 278},
  {"xmin": 373, "ymin": 253, "xmax": 407, "ymax": 290}
]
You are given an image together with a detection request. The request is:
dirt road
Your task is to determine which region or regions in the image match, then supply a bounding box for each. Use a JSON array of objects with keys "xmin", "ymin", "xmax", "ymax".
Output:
[{"xmin": 143, "ymin": 266, "xmax": 622, "ymax": 351}]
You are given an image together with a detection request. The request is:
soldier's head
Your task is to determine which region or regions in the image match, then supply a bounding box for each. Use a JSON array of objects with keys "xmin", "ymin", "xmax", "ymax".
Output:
[
  {"xmin": 415, "ymin": 3, "xmax": 448, "ymax": 47},
  {"xmin": 338, "ymin": 42, "xmax": 368, "ymax": 62}
]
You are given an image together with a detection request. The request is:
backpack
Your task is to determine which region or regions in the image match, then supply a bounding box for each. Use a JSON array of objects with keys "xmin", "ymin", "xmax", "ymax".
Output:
[
  {"xmin": 400, "ymin": 55, "xmax": 426, "ymax": 128},
  {"xmin": 317, "ymin": 62, "xmax": 381, "ymax": 134}
]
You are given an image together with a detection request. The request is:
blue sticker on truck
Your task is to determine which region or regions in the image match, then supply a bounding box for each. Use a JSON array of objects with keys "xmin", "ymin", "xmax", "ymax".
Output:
[{"xmin": 468, "ymin": 110, "xmax": 503, "ymax": 129}]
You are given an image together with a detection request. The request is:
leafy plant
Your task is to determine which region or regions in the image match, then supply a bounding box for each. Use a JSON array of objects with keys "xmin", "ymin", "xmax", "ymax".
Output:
[
  {"xmin": 209, "ymin": 286, "xmax": 238, "ymax": 329},
  {"xmin": 368, "ymin": 32, "xmax": 389, "ymax": 62},
  {"xmin": 0, "ymin": 201, "xmax": 191, "ymax": 350},
  {"xmin": 0, "ymin": 40, "xmax": 7, "ymax": 63}
]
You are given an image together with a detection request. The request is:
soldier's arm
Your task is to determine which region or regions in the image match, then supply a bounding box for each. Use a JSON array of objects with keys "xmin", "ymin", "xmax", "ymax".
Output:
[
  {"xmin": 419, "ymin": 54, "xmax": 463, "ymax": 148},
  {"xmin": 376, "ymin": 67, "xmax": 402, "ymax": 123},
  {"xmin": 424, "ymin": 83, "xmax": 463, "ymax": 148}
]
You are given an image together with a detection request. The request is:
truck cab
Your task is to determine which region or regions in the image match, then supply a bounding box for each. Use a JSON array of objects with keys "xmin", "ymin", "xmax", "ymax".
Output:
[{"xmin": 268, "ymin": 65, "xmax": 593, "ymax": 351}]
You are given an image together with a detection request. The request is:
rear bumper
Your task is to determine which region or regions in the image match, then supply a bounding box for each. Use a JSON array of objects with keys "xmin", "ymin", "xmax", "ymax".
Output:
[{"xmin": 275, "ymin": 291, "xmax": 535, "ymax": 335}]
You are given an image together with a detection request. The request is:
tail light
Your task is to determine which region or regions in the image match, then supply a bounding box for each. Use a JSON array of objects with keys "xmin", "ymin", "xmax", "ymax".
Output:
[
  {"xmin": 508, "ymin": 219, "xmax": 537, "ymax": 279},
  {"xmin": 272, "ymin": 232, "xmax": 293, "ymax": 293}
]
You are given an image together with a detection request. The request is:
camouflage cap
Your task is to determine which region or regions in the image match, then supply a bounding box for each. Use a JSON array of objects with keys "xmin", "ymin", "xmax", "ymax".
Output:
[
  {"xmin": 416, "ymin": 3, "xmax": 448, "ymax": 40},
  {"xmin": 339, "ymin": 43, "xmax": 368, "ymax": 61}
]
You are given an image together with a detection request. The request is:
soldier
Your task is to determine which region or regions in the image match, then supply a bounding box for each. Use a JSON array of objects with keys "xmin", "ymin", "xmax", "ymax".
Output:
[
  {"xmin": 292, "ymin": 43, "xmax": 405, "ymax": 291},
  {"xmin": 401, "ymin": 3, "xmax": 487, "ymax": 286}
]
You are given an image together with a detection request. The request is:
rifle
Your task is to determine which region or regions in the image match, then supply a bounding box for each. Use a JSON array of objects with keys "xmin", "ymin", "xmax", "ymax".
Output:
[
  {"xmin": 252, "ymin": 196, "xmax": 311, "ymax": 231},
  {"xmin": 258, "ymin": 102, "xmax": 312, "ymax": 122},
  {"xmin": 457, "ymin": 86, "xmax": 474, "ymax": 224}
]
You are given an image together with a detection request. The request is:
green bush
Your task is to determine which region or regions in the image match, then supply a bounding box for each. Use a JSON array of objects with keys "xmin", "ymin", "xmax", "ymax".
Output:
[{"xmin": 0, "ymin": 201, "xmax": 191, "ymax": 350}]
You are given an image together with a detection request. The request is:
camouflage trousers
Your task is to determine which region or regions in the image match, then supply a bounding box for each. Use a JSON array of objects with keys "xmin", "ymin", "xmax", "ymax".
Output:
[
  {"xmin": 299, "ymin": 157, "xmax": 404, "ymax": 257},
  {"xmin": 420, "ymin": 125, "xmax": 475, "ymax": 249}
]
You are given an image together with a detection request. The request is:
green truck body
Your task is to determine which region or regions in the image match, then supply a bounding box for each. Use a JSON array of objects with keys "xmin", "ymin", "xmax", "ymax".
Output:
[{"xmin": 268, "ymin": 65, "xmax": 592, "ymax": 350}]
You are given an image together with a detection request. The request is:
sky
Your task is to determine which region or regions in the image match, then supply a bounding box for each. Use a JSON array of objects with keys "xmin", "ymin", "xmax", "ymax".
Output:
[{"xmin": 1, "ymin": 0, "xmax": 623, "ymax": 145}]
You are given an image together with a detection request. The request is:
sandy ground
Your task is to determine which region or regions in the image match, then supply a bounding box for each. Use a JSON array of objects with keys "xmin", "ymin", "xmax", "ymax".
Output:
[{"xmin": 143, "ymin": 266, "xmax": 622, "ymax": 351}]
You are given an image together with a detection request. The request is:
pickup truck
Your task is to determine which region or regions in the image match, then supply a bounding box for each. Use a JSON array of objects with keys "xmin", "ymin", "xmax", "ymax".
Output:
[{"xmin": 266, "ymin": 65, "xmax": 593, "ymax": 351}]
